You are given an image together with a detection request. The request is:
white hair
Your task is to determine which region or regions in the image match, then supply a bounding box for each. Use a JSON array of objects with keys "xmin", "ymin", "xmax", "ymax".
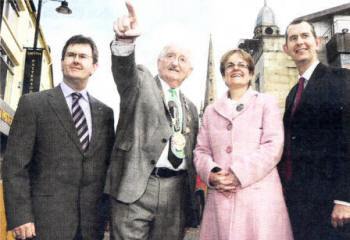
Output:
[{"xmin": 157, "ymin": 43, "xmax": 193, "ymax": 67}]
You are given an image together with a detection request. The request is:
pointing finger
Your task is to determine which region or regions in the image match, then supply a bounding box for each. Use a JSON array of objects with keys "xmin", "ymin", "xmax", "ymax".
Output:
[{"xmin": 125, "ymin": 1, "xmax": 137, "ymax": 19}]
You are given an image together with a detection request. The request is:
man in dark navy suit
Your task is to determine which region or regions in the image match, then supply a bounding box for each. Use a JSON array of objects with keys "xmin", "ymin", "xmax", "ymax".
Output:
[{"xmin": 279, "ymin": 19, "xmax": 350, "ymax": 240}]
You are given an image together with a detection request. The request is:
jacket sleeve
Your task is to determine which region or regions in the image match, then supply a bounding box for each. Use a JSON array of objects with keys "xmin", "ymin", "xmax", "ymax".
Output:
[
  {"xmin": 193, "ymin": 108, "xmax": 221, "ymax": 187},
  {"xmin": 111, "ymin": 50, "xmax": 139, "ymax": 96},
  {"xmin": 230, "ymin": 95, "xmax": 284, "ymax": 188},
  {"xmin": 334, "ymin": 68, "xmax": 350, "ymax": 202},
  {"xmin": 2, "ymin": 95, "xmax": 36, "ymax": 229}
]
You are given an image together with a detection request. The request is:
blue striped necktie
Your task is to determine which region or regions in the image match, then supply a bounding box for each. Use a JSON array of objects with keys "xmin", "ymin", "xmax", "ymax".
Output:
[{"xmin": 71, "ymin": 92, "xmax": 89, "ymax": 151}]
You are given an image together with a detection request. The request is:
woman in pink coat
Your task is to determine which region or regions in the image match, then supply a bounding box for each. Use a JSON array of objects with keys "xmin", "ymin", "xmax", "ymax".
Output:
[{"xmin": 194, "ymin": 49, "xmax": 293, "ymax": 240}]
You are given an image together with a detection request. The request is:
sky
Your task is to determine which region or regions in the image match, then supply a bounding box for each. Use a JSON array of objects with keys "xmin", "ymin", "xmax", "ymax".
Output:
[{"xmin": 39, "ymin": 0, "xmax": 350, "ymax": 119}]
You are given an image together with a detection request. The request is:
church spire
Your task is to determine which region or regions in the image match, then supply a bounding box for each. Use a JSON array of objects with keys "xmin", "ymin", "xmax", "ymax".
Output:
[{"xmin": 203, "ymin": 34, "xmax": 217, "ymax": 111}]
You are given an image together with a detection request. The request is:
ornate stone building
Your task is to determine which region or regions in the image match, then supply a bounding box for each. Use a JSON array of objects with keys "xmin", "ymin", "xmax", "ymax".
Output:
[
  {"xmin": 237, "ymin": 1, "xmax": 350, "ymax": 110},
  {"xmin": 294, "ymin": 3, "xmax": 350, "ymax": 69},
  {"xmin": 238, "ymin": 0, "xmax": 298, "ymax": 110}
]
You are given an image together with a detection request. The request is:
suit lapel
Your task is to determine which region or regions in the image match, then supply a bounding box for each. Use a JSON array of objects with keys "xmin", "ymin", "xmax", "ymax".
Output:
[
  {"xmin": 179, "ymin": 91, "xmax": 189, "ymax": 133},
  {"xmin": 47, "ymin": 86, "xmax": 83, "ymax": 154},
  {"xmin": 154, "ymin": 75, "xmax": 173, "ymax": 124},
  {"xmin": 85, "ymin": 94, "xmax": 102, "ymax": 157},
  {"xmin": 290, "ymin": 63, "xmax": 327, "ymax": 121},
  {"xmin": 283, "ymin": 85, "xmax": 298, "ymax": 125},
  {"xmin": 285, "ymin": 85, "xmax": 298, "ymax": 115},
  {"xmin": 214, "ymin": 88, "xmax": 258, "ymax": 121},
  {"xmin": 179, "ymin": 92, "xmax": 196, "ymax": 159}
]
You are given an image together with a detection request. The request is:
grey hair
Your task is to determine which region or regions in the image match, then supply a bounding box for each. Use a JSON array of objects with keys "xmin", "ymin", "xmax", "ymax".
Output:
[{"xmin": 157, "ymin": 43, "xmax": 193, "ymax": 67}]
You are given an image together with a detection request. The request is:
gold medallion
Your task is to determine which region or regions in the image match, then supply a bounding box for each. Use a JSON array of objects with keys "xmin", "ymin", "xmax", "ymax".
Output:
[{"xmin": 173, "ymin": 132, "xmax": 186, "ymax": 151}]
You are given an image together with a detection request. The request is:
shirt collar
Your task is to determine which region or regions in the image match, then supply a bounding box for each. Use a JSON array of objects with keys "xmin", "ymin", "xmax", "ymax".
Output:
[
  {"xmin": 159, "ymin": 76, "xmax": 181, "ymax": 97},
  {"xmin": 299, "ymin": 60, "xmax": 320, "ymax": 81},
  {"xmin": 60, "ymin": 81, "xmax": 89, "ymax": 101}
]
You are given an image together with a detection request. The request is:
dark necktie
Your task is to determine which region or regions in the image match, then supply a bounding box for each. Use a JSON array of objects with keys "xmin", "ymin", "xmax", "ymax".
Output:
[
  {"xmin": 281, "ymin": 77, "xmax": 305, "ymax": 183},
  {"xmin": 71, "ymin": 93, "xmax": 89, "ymax": 151},
  {"xmin": 290, "ymin": 77, "xmax": 305, "ymax": 119},
  {"xmin": 167, "ymin": 88, "xmax": 184, "ymax": 168}
]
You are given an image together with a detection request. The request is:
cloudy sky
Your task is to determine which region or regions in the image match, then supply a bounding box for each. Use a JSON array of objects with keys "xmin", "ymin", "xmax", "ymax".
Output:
[{"xmin": 39, "ymin": 0, "xmax": 350, "ymax": 119}]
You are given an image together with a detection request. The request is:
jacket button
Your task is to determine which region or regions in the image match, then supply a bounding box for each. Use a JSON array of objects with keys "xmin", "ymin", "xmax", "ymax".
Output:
[
  {"xmin": 161, "ymin": 138, "xmax": 167, "ymax": 143},
  {"xmin": 291, "ymin": 136, "xmax": 296, "ymax": 140},
  {"xmin": 226, "ymin": 146, "xmax": 232, "ymax": 153},
  {"xmin": 151, "ymin": 160, "xmax": 156, "ymax": 165},
  {"xmin": 227, "ymin": 124, "xmax": 232, "ymax": 130}
]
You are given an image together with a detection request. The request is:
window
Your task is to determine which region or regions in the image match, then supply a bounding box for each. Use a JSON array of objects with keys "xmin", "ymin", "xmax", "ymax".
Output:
[
  {"xmin": 265, "ymin": 27, "xmax": 273, "ymax": 35},
  {"xmin": 0, "ymin": 45, "xmax": 14, "ymax": 99},
  {"xmin": 3, "ymin": 0, "xmax": 20, "ymax": 22}
]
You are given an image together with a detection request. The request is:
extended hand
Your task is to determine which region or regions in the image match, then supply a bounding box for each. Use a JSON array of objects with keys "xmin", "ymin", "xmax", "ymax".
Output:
[
  {"xmin": 114, "ymin": 1, "xmax": 141, "ymax": 42},
  {"xmin": 12, "ymin": 222, "xmax": 36, "ymax": 239},
  {"xmin": 331, "ymin": 204, "xmax": 350, "ymax": 228}
]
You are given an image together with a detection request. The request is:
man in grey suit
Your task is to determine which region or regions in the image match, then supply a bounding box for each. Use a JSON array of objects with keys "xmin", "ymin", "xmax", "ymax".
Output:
[
  {"xmin": 2, "ymin": 35, "xmax": 115, "ymax": 240},
  {"xmin": 104, "ymin": 2, "xmax": 199, "ymax": 239}
]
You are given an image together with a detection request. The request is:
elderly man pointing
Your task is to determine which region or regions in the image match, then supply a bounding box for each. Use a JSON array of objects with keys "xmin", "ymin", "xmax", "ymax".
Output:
[{"xmin": 104, "ymin": 2, "xmax": 199, "ymax": 240}]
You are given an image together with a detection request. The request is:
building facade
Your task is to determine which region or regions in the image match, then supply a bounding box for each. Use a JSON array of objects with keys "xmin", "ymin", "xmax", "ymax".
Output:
[
  {"xmin": 0, "ymin": 0, "xmax": 54, "ymax": 239},
  {"xmin": 238, "ymin": 1, "xmax": 298, "ymax": 110},
  {"xmin": 238, "ymin": 2, "xmax": 350, "ymax": 110},
  {"xmin": 294, "ymin": 3, "xmax": 350, "ymax": 69}
]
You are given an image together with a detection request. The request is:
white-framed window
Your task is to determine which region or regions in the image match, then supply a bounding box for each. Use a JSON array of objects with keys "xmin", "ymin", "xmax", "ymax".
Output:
[{"xmin": 0, "ymin": 45, "xmax": 14, "ymax": 100}]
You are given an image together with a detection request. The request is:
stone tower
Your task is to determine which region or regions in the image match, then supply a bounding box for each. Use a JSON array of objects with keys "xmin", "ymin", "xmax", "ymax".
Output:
[
  {"xmin": 254, "ymin": 0, "xmax": 280, "ymax": 39},
  {"xmin": 238, "ymin": 0, "xmax": 298, "ymax": 111}
]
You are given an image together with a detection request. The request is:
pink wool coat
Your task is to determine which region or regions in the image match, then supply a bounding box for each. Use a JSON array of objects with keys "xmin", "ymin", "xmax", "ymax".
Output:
[{"xmin": 194, "ymin": 88, "xmax": 293, "ymax": 240}]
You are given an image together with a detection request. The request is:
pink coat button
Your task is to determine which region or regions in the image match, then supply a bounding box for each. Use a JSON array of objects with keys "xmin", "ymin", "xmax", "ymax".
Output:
[
  {"xmin": 227, "ymin": 124, "xmax": 232, "ymax": 130},
  {"xmin": 226, "ymin": 146, "xmax": 232, "ymax": 153}
]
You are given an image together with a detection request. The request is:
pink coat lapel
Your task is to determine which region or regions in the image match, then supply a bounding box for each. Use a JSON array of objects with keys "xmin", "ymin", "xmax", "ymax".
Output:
[{"xmin": 214, "ymin": 87, "xmax": 259, "ymax": 121}]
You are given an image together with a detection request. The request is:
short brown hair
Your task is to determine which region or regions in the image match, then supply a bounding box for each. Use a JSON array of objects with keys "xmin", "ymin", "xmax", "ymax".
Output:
[
  {"xmin": 285, "ymin": 20, "xmax": 317, "ymax": 44},
  {"xmin": 220, "ymin": 48, "xmax": 255, "ymax": 76},
  {"xmin": 61, "ymin": 35, "xmax": 98, "ymax": 64}
]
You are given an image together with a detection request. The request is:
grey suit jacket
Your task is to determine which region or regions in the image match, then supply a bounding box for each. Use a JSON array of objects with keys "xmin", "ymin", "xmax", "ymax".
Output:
[
  {"xmin": 105, "ymin": 52, "xmax": 199, "ymax": 227},
  {"xmin": 2, "ymin": 86, "xmax": 115, "ymax": 240}
]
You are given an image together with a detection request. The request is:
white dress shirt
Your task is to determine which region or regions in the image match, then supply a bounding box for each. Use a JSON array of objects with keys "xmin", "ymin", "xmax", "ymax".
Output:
[
  {"xmin": 298, "ymin": 60, "xmax": 319, "ymax": 88},
  {"xmin": 60, "ymin": 81, "xmax": 92, "ymax": 140},
  {"xmin": 156, "ymin": 78, "xmax": 187, "ymax": 170}
]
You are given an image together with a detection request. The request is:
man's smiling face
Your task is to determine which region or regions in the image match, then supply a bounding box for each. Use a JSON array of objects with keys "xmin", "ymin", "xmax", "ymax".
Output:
[
  {"xmin": 283, "ymin": 21, "xmax": 321, "ymax": 68},
  {"xmin": 157, "ymin": 44, "xmax": 193, "ymax": 88}
]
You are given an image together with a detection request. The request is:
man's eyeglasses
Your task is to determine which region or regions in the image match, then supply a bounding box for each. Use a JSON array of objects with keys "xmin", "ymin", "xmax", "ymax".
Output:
[{"xmin": 65, "ymin": 52, "xmax": 92, "ymax": 61}]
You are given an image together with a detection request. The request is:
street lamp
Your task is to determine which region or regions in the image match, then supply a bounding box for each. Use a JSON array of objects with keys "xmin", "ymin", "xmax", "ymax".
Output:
[
  {"xmin": 56, "ymin": 1, "xmax": 72, "ymax": 14},
  {"xmin": 23, "ymin": 0, "xmax": 72, "ymax": 94},
  {"xmin": 33, "ymin": 0, "xmax": 72, "ymax": 49}
]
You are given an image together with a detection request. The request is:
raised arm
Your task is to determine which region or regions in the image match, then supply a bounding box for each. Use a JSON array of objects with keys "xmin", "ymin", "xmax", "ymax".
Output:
[{"xmin": 111, "ymin": 1, "xmax": 142, "ymax": 95}]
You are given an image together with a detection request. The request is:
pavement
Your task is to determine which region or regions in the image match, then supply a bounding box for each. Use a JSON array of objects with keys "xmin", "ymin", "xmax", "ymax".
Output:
[
  {"xmin": 103, "ymin": 227, "xmax": 200, "ymax": 240},
  {"xmin": 184, "ymin": 228, "xmax": 200, "ymax": 240}
]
